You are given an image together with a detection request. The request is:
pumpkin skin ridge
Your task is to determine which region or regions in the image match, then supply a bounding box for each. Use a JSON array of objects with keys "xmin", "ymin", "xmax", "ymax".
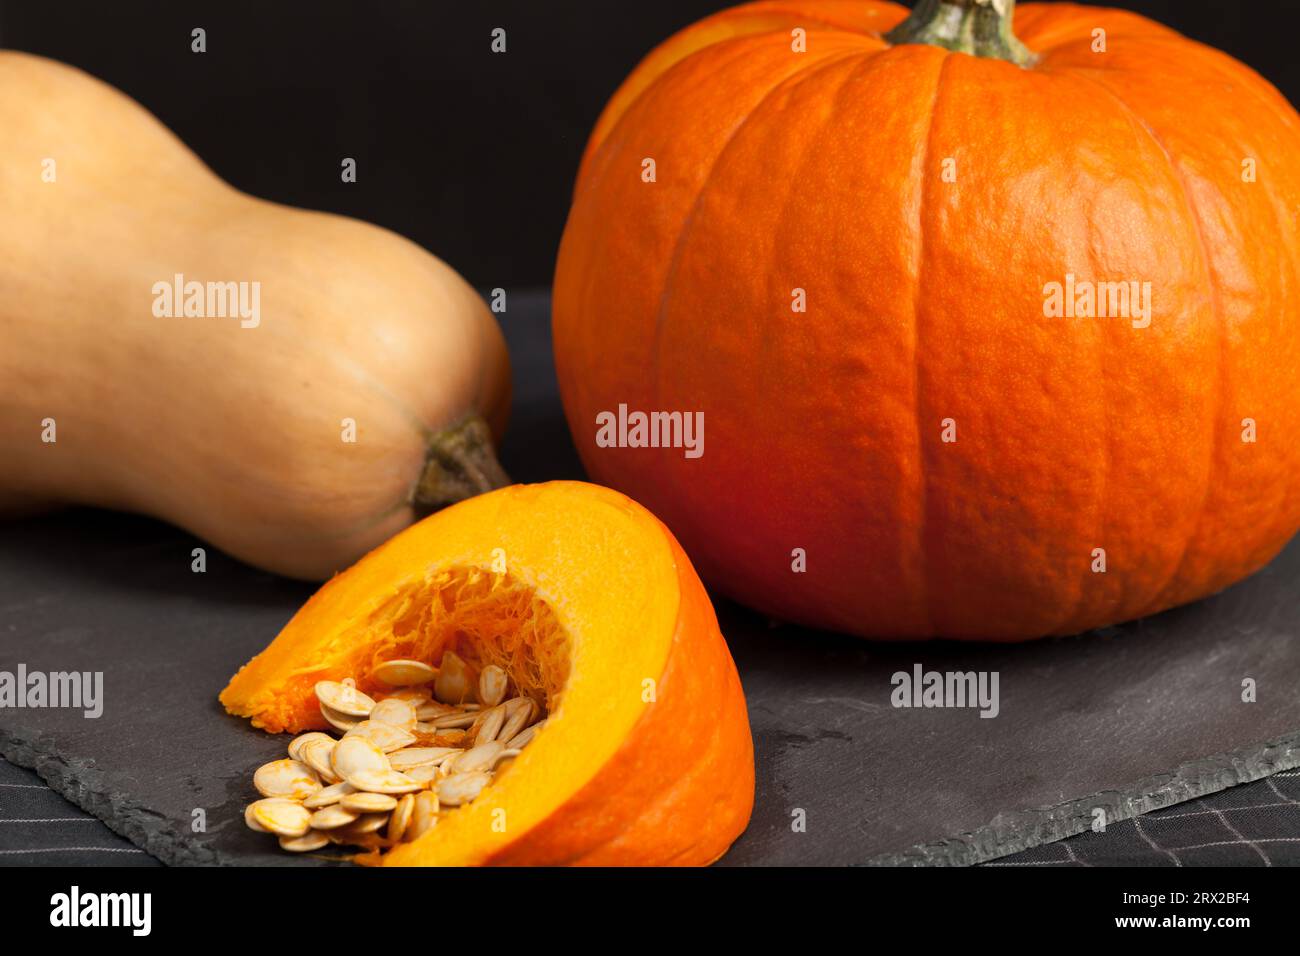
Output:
[
  {"xmin": 646, "ymin": 44, "xmax": 953, "ymax": 639},
  {"xmin": 1029, "ymin": 30, "xmax": 1300, "ymax": 629},
  {"xmin": 554, "ymin": 2, "xmax": 1300, "ymax": 639},
  {"xmin": 559, "ymin": 13, "xmax": 934, "ymax": 638},
  {"xmin": 914, "ymin": 50, "xmax": 1219, "ymax": 638},
  {"xmin": 577, "ymin": 37, "xmax": 930, "ymax": 630},
  {"xmin": 649, "ymin": 45, "xmax": 880, "ymax": 356},
  {"xmin": 1040, "ymin": 35, "xmax": 1300, "ymax": 622},
  {"xmin": 558, "ymin": 28, "xmax": 888, "ymax": 521},
  {"xmin": 1052, "ymin": 70, "xmax": 1226, "ymax": 624},
  {"xmin": 907, "ymin": 50, "xmax": 956, "ymax": 640},
  {"xmin": 1020, "ymin": 14, "xmax": 1232, "ymax": 633}
]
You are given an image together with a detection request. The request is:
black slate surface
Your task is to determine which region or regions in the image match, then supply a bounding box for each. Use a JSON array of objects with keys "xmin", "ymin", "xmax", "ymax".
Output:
[{"xmin": 2, "ymin": 291, "xmax": 1299, "ymax": 866}]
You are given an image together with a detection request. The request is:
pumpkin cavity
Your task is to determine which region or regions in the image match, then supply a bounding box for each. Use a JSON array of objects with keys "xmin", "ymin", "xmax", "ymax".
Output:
[
  {"xmin": 266, "ymin": 565, "xmax": 572, "ymax": 735},
  {"xmin": 243, "ymin": 566, "xmax": 567, "ymax": 858}
]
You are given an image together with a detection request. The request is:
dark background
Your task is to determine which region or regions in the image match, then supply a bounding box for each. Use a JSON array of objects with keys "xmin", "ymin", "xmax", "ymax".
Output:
[{"xmin": 1, "ymin": 0, "xmax": 1296, "ymax": 289}]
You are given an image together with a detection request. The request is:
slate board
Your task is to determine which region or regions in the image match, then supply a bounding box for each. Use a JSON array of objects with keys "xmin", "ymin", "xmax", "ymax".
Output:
[{"xmin": 2, "ymin": 292, "xmax": 1298, "ymax": 866}]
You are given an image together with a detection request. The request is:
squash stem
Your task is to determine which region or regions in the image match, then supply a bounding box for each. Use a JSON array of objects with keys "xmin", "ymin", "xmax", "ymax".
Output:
[
  {"xmin": 886, "ymin": 0, "xmax": 1037, "ymax": 67},
  {"xmin": 413, "ymin": 414, "xmax": 510, "ymax": 514}
]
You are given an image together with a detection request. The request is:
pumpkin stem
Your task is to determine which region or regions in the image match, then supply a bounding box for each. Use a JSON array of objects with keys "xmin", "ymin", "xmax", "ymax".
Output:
[
  {"xmin": 413, "ymin": 414, "xmax": 510, "ymax": 514},
  {"xmin": 886, "ymin": 0, "xmax": 1037, "ymax": 67}
]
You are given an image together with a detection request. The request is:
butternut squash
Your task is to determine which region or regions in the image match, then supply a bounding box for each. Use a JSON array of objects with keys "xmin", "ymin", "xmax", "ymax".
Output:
[{"xmin": 0, "ymin": 52, "xmax": 510, "ymax": 579}]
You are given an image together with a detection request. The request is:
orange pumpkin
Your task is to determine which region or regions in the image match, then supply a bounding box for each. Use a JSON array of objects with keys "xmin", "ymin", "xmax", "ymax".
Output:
[
  {"xmin": 553, "ymin": 0, "xmax": 1300, "ymax": 639},
  {"xmin": 221, "ymin": 481, "xmax": 754, "ymax": 865}
]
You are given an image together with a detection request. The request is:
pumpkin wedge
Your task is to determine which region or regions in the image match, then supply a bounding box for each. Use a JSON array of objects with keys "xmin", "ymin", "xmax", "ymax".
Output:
[
  {"xmin": 221, "ymin": 481, "xmax": 755, "ymax": 866},
  {"xmin": 0, "ymin": 51, "xmax": 510, "ymax": 579}
]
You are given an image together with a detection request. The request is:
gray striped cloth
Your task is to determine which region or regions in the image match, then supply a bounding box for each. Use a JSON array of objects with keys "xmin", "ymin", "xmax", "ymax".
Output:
[
  {"xmin": 0, "ymin": 756, "xmax": 157, "ymax": 866},
  {"xmin": 986, "ymin": 767, "xmax": 1300, "ymax": 866},
  {"xmin": 2, "ymin": 755, "xmax": 1297, "ymax": 866}
]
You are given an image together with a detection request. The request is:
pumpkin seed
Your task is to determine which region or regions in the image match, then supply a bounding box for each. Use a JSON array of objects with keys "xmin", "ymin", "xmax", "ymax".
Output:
[
  {"xmin": 345, "ymin": 720, "xmax": 416, "ymax": 753},
  {"xmin": 279, "ymin": 831, "xmax": 330, "ymax": 853},
  {"xmin": 370, "ymin": 659, "xmax": 438, "ymax": 687},
  {"xmin": 505, "ymin": 720, "xmax": 544, "ymax": 750},
  {"xmin": 433, "ymin": 651, "xmax": 472, "ymax": 704},
  {"xmin": 339, "ymin": 812, "xmax": 390, "ymax": 837},
  {"xmin": 416, "ymin": 700, "xmax": 457, "ymax": 720},
  {"xmin": 452, "ymin": 741, "xmax": 503, "ymax": 774},
  {"xmin": 244, "ymin": 801, "xmax": 274, "ymax": 833},
  {"xmin": 369, "ymin": 697, "xmax": 418, "ymax": 731},
  {"xmin": 428, "ymin": 712, "xmax": 476, "ymax": 729},
  {"xmin": 314, "ymin": 680, "xmax": 376, "ymax": 717},
  {"xmin": 407, "ymin": 791, "xmax": 440, "ymax": 841},
  {"xmin": 320, "ymin": 702, "xmax": 362, "ymax": 733},
  {"xmin": 405, "ymin": 763, "xmax": 442, "ymax": 786},
  {"xmin": 498, "ymin": 697, "xmax": 535, "ymax": 743},
  {"xmin": 301, "ymin": 739, "xmax": 341, "ymax": 784},
  {"xmin": 309, "ymin": 805, "xmax": 360, "ymax": 830},
  {"xmin": 288, "ymin": 731, "xmax": 334, "ymax": 762},
  {"xmin": 477, "ymin": 665, "xmax": 508, "ymax": 707},
  {"xmin": 303, "ymin": 781, "xmax": 356, "ymax": 809},
  {"xmin": 331, "ymin": 736, "xmax": 389, "ymax": 779},
  {"xmin": 253, "ymin": 759, "xmax": 322, "ymax": 800},
  {"xmin": 473, "ymin": 705, "xmax": 507, "ymax": 745},
  {"xmin": 436, "ymin": 771, "xmax": 490, "ymax": 806},
  {"xmin": 250, "ymin": 798, "xmax": 312, "ymax": 838},
  {"xmin": 386, "ymin": 687, "xmax": 433, "ymax": 703},
  {"xmin": 388, "ymin": 747, "xmax": 460, "ymax": 771},
  {"xmin": 346, "ymin": 768, "xmax": 422, "ymax": 794},
  {"xmin": 341, "ymin": 791, "xmax": 398, "ymax": 813},
  {"xmin": 387, "ymin": 793, "xmax": 415, "ymax": 842}
]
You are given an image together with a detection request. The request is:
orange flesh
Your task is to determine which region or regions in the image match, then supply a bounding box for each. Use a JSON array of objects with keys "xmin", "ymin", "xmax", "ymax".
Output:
[{"xmin": 256, "ymin": 568, "xmax": 570, "ymax": 735}]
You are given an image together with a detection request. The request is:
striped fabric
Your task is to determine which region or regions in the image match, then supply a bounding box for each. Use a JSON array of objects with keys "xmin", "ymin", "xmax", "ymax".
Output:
[
  {"xmin": 0, "ymin": 757, "xmax": 157, "ymax": 866},
  {"xmin": 3, "ymin": 754, "xmax": 1297, "ymax": 866},
  {"xmin": 987, "ymin": 768, "xmax": 1300, "ymax": 866}
]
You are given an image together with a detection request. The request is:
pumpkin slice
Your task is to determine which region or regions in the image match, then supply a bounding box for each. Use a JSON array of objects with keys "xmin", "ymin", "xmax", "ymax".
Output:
[{"xmin": 221, "ymin": 481, "xmax": 754, "ymax": 865}]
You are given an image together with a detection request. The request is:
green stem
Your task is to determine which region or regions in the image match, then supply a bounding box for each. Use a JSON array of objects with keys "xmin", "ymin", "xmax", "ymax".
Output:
[
  {"xmin": 412, "ymin": 414, "xmax": 510, "ymax": 515},
  {"xmin": 886, "ymin": 0, "xmax": 1037, "ymax": 67}
]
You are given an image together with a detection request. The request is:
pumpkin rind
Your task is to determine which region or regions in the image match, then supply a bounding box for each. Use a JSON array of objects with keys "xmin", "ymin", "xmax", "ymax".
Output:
[
  {"xmin": 221, "ymin": 481, "xmax": 755, "ymax": 866},
  {"xmin": 0, "ymin": 52, "xmax": 511, "ymax": 579},
  {"xmin": 553, "ymin": 1, "xmax": 1300, "ymax": 639}
]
